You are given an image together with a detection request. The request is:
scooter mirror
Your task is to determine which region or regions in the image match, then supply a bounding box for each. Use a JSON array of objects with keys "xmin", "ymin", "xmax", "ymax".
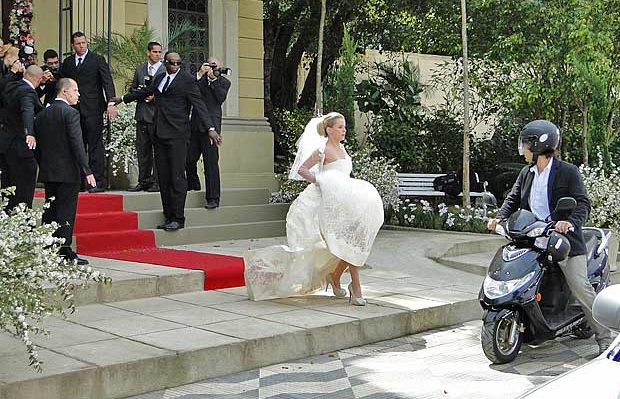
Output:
[
  {"xmin": 593, "ymin": 285, "xmax": 620, "ymax": 330},
  {"xmin": 555, "ymin": 197, "xmax": 576, "ymax": 213},
  {"xmin": 482, "ymin": 192, "xmax": 497, "ymax": 208}
]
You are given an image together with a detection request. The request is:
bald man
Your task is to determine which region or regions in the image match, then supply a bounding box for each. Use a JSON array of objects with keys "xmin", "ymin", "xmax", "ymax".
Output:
[{"xmin": 0, "ymin": 65, "xmax": 44, "ymax": 209}]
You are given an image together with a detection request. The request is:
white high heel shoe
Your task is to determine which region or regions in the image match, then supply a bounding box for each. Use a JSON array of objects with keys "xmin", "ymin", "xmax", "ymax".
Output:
[
  {"xmin": 348, "ymin": 283, "xmax": 367, "ymax": 306},
  {"xmin": 326, "ymin": 274, "xmax": 347, "ymax": 298}
]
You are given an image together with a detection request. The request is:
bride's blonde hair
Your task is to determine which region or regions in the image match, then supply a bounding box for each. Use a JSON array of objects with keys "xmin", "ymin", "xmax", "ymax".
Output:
[{"xmin": 316, "ymin": 112, "xmax": 344, "ymax": 137}]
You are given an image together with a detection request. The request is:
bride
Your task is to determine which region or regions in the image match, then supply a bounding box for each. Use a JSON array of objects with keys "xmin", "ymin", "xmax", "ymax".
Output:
[{"xmin": 243, "ymin": 112, "xmax": 384, "ymax": 305}]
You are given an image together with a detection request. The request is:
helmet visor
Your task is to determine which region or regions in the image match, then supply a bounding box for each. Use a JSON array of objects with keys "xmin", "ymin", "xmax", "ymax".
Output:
[{"xmin": 518, "ymin": 137, "xmax": 529, "ymax": 156}]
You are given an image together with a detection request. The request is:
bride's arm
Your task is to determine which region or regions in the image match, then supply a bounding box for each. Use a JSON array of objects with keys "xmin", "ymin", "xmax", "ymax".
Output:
[{"xmin": 297, "ymin": 150, "xmax": 321, "ymax": 184}]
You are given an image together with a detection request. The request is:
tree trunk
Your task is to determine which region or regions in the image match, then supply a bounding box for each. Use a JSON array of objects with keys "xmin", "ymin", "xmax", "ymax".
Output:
[
  {"xmin": 315, "ymin": 0, "xmax": 327, "ymax": 116},
  {"xmin": 461, "ymin": 0, "xmax": 471, "ymax": 208},
  {"xmin": 582, "ymin": 100, "xmax": 589, "ymax": 166}
]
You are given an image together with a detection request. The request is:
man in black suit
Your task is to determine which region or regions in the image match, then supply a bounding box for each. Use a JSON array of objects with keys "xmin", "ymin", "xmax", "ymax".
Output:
[
  {"xmin": 488, "ymin": 119, "xmax": 612, "ymax": 354},
  {"xmin": 120, "ymin": 52, "xmax": 216, "ymax": 231},
  {"xmin": 60, "ymin": 31, "xmax": 116, "ymax": 193},
  {"xmin": 186, "ymin": 56, "xmax": 231, "ymax": 209},
  {"xmin": 38, "ymin": 49, "xmax": 62, "ymax": 107},
  {"xmin": 0, "ymin": 65, "xmax": 44, "ymax": 210},
  {"xmin": 127, "ymin": 41, "xmax": 165, "ymax": 192},
  {"xmin": 35, "ymin": 78, "xmax": 96, "ymax": 265}
]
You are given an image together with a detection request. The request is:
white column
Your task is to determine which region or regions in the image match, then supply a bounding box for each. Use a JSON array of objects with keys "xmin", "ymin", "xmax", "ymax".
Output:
[
  {"xmin": 223, "ymin": 0, "xmax": 239, "ymax": 116},
  {"xmin": 148, "ymin": 0, "xmax": 169, "ymax": 48}
]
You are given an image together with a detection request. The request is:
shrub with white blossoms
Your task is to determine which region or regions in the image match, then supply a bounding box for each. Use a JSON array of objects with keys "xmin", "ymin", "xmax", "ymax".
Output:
[
  {"xmin": 392, "ymin": 199, "xmax": 496, "ymax": 233},
  {"xmin": 105, "ymin": 102, "xmax": 138, "ymax": 176},
  {"xmin": 0, "ymin": 188, "xmax": 111, "ymax": 371},
  {"xmin": 580, "ymin": 153, "xmax": 620, "ymax": 232},
  {"xmin": 271, "ymin": 146, "xmax": 400, "ymax": 211}
]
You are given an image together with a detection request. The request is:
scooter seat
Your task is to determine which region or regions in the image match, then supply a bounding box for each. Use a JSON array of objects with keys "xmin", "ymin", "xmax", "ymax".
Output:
[{"xmin": 583, "ymin": 230, "xmax": 599, "ymax": 258}]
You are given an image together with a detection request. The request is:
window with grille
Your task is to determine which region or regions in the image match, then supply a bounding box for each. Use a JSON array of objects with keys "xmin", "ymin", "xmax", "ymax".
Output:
[{"xmin": 168, "ymin": 0, "xmax": 209, "ymax": 73}]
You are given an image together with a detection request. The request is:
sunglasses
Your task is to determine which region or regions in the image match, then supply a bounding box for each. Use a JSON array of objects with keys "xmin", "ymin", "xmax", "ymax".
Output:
[{"xmin": 165, "ymin": 60, "xmax": 182, "ymax": 66}]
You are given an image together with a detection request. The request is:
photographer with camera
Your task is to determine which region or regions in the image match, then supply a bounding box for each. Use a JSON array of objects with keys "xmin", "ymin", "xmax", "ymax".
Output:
[
  {"xmin": 39, "ymin": 49, "xmax": 62, "ymax": 106},
  {"xmin": 127, "ymin": 41, "xmax": 165, "ymax": 192},
  {"xmin": 186, "ymin": 56, "xmax": 231, "ymax": 209}
]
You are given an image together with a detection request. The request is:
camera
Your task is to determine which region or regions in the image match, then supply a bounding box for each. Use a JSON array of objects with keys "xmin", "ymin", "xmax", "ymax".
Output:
[
  {"xmin": 41, "ymin": 64, "xmax": 61, "ymax": 79},
  {"xmin": 203, "ymin": 62, "xmax": 232, "ymax": 77}
]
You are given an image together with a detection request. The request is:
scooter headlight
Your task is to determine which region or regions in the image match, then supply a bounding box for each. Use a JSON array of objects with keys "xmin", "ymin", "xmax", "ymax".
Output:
[
  {"xmin": 483, "ymin": 271, "xmax": 536, "ymax": 299},
  {"xmin": 527, "ymin": 226, "xmax": 546, "ymax": 237}
]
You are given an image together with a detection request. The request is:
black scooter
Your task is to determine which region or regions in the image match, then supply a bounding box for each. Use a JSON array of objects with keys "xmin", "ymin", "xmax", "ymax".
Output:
[{"xmin": 479, "ymin": 197, "xmax": 612, "ymax": 364}]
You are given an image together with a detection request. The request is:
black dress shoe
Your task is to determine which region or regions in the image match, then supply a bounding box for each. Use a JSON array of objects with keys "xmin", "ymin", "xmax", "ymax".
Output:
[
  {"xmin": 188, "ymin": 184, "xmax": 201, "ymax": 191},
  {"xmin": 88, "ymin": 186, "xmax": 106, "ymax": 193},
  {"xmin": 147, "ymin": 184, "xmax": 160, "ymax": 192},
  {"xmin": 128, "ymin": 183, "xmax": 148, "ymax": 192},
  {"xmin": 63, "ymin": 251, "xmax": 90, "ymax": 265},
  {"xmin": 156, "ymin": 220, "xmax": 171, "ymax": 229},
  {"xmin": 163, "ymin": 221, "xmax": 184, "ymax": 231},
  {"xmin": 205, "ymin": 200, "xmax": 219, "ymax": 209}
]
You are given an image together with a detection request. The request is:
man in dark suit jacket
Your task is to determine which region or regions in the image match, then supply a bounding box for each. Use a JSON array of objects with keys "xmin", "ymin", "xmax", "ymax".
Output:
[
  {"xmin": 186, "ymin": 56, "xmax": 231, "ymax": 209},
  {"xmin": 489, "ymin": 119, "xmax": 611, "ymax": 354},
  {"xmin": 0, "ymin": 65, "xmax": 44, "ymax": 210},
  {"xmin": 127, "ymin": 41, "xmax": 165, "ymax": 192},
  {"xmin": 60, "ymin": 31, "xmax": 116, "ymax": 193},
  {"xmin": 120, "ymin": 52, "xmax": 216, "ymax": 231},
  {"xmin": 35, "ymin": 78, "xmax": 96, "ymax": 265}
]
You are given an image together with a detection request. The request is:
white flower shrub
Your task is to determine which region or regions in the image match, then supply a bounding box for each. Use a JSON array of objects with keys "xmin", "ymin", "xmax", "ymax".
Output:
[
  {"xmin": 0, "ymin": 189, "xmax": 111, "ymax": 371},
  {"xmin": 105, "ymin": 102, "xmax": 138, "ymax": 176},
  {"xmin": 392, "ymin": 199, "xmax": 496, "ymax": 233},
  {"xmin": 580, "ymin": 153, "xmax": 620, "ymax": 231}
]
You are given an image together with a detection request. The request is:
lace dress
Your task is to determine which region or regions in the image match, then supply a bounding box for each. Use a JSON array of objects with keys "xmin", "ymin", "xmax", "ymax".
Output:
[{"xmin": 244, "ymin": 153, "xmax": 384, "ymax": 301}]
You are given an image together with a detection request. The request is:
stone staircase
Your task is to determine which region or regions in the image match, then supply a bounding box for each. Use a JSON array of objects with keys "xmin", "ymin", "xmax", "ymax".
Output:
[{"xmin": 0, "ymin": 230, "xmax": 486, "ymax": 399}]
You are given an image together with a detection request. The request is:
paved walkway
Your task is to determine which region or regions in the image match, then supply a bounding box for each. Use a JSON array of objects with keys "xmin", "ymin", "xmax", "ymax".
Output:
[
  {"xmin": 0, "ymin": 229, "xmax": 501, "ymax": 399},
  {"xmin": 126, "ymin": 320, "xmax": 600, "ymax": 399}
]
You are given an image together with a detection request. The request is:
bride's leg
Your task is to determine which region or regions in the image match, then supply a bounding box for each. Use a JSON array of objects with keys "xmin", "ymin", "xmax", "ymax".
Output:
[
  {"xmin": 348, "ymin": 264, "xmax": 363, "ymax": 298},
  {"xmin": 330, "ymin": 260, "xmax": 348, "ymax": 289}
]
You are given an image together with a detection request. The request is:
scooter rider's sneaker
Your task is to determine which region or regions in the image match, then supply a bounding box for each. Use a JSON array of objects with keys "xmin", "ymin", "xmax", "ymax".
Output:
[{"xmin": 597, "ymin": 337, "xmax": 613, "ymax": 356}]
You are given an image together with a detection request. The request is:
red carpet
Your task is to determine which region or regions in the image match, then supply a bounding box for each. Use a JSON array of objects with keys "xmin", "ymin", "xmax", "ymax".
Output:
[{"xmin": 36, "ymin": 191, "xmax": 245, "ymax": 290}]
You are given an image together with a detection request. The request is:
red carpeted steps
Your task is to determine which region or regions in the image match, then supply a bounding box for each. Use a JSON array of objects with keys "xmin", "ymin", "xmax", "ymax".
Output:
[{"xmin": 57, "ymin": 192, "xmax": 245, "ymax": 290}]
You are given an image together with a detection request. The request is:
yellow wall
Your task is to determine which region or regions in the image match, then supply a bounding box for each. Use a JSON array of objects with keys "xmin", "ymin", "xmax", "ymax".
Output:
[{"xmin": 238, "ymin": 0, "xmax": 264, "ymax": 118}]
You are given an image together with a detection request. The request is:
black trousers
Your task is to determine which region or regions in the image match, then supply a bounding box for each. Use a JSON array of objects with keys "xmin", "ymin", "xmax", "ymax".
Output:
[
  {"xmin": 136, "ymin": 121, "xmax": 158, "ymax": 187},
  {"xmin": 80, "ymin": 112, "xmax": 106, "ymax": 188},
  {"xmin": 155, "ymin": 137, "xmax": 188, "ymax": 224},
  {"xmin": 0, "ymin": 149, "xmax": 37, "ymax": 210},
  {"xmin": 42, "ymin": 182, "xmax": 80, "ymax": 252},
  {"xmin": 186, "ymin": 130, "xmax": 220, "ymax": 202}
]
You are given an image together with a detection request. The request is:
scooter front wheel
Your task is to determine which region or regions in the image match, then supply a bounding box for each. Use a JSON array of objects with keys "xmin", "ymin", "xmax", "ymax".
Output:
[{"xmin": 481, "ymin": 310, "xmax": 523, "ymax": 364}]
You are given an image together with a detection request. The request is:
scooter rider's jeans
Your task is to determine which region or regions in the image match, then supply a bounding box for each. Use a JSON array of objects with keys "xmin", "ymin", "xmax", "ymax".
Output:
[{"xmin": 559, "ymin": 255, "xmax": 611, "ymax": 340}]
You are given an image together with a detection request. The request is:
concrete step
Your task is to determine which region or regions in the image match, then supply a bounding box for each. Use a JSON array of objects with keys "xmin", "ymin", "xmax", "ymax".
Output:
[
  {"xmin": 137, "ymin": 203, "xmax": 290, "ymax": 229},
  {"xmin": 122, "ymin": 188, "xmax": 272, "ymax": 212},
  {"xmin": 0, "ymin": 287, "xmax": 482, "ymax": 399},
  {"xmin": 48, "ymin": 257, "xmax": 204, "ymax": 307},
  {"xmin": 154, "ymin": 220, "xmax": 287, "ymax": 246}
]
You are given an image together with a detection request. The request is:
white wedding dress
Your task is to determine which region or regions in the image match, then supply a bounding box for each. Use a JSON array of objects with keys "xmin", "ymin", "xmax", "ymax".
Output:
[{"xmin": 244, "ymin": 148, "xmax": 384, "ymax": 301}]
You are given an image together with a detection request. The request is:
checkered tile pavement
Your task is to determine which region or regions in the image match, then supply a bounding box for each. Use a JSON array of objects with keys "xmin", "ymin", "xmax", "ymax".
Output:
[{"xmin": 126, "ymin": 320, "xmax": 599, "ymax": 399}]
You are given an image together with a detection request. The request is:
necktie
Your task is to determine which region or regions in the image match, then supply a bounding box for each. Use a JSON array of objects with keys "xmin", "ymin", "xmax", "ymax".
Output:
[
  {"xmin": 148, "ymin": 65, "xmax": 154, "ymax": 76},
  {"xmin": 76, "ymin": 57, "xmax": 83, "ymax": 69},
  {"xmin": 161, "ymin": 75, "xmax": 171, "ymax": 92}
]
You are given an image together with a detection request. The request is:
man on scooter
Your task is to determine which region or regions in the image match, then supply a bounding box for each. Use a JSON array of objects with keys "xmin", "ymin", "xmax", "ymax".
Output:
[{"xmin": 487, "ymin": 119, "xmax": 612, "ymax": 355}]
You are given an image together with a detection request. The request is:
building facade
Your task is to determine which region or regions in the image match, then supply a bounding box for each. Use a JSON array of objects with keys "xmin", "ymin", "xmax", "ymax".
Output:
[{"xmin": 1, "ymin": 0, "xmax": 275, "ymax": 189}]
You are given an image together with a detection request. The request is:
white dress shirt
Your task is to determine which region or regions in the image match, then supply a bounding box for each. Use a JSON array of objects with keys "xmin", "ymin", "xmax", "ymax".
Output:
[
  {"xmin": 529, "ymin": 157, "xmax": 553, "ymax": 221},
  {"xmin": 147, "ymin": 61, "xmax": 162, "ymax": 76},
  {"xmin": 75, "ymin": 50, "xmax": 88, "ymax": 66},
  {"xmin": 158, "ymin": 70, "xmax": 179, "ymax": 92}
]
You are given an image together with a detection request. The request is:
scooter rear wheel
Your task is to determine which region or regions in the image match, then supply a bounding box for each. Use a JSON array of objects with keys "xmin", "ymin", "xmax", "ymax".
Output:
[{"xmin": 481, "ymin": 311, "xmax": 523, "ymax": 364}]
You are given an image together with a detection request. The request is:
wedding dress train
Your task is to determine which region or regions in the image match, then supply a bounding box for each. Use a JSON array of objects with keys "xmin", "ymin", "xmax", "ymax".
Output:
[{"xmin": 244, "ymin": 153, "xmax": 384, "ymax": 301}]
